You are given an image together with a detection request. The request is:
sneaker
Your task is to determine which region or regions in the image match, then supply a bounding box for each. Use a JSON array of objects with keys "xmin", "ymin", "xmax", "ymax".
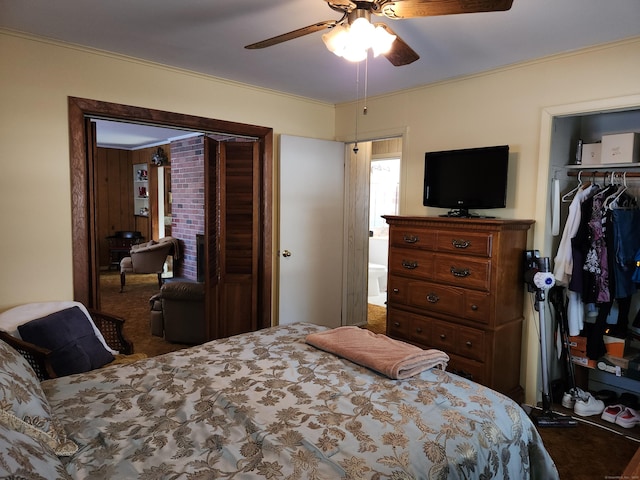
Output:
[
  {"xmin": 561, "ymin": 392, "xmax": 575, "ymax": 409},
  {"xmin": 601, "ymin": 404, "xmax": 625, "ymax": 423},
  {"xmin": 615, "ymin": 407, "xmax": 640, "ymax": 428},
  {"xmin": 574, "ymin": 392, "xmax": 605, "ymax": 416},
  {"xmin": 561, "ymin": 387, "xmax": 586, "ymax": 409}
]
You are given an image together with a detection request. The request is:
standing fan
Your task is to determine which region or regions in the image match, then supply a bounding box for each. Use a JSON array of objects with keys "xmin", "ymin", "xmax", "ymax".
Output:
[{"xmin": 245, "ymin": 0, "xmax": 514, "ymax": 66}]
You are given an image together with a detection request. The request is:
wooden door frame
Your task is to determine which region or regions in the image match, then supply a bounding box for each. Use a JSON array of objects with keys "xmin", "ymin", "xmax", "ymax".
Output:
[{"xmin": 68, "ymin": 97, "xmax": 273, "ymax": 330}]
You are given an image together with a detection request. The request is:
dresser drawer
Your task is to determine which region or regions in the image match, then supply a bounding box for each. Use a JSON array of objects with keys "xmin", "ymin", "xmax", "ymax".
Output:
[
  {"xmin": 447, "ymin": 354, "xmax": 485, "ymax": 385},
  {"xmin": 432, "ymin": 319, "xmax": 485, "ymax": 362},
  {"xmin": 436, "ymin": 230, "xmax": 493, "ymax": 257},
  {"xmin": 410, "ymin": 315, "xmax": 432, "ymax": 345},
  {"xmin": 431, "ymin": 320, "xmax": 457, "ymax": 352},
  {"xmin": 434, "ymin": 254, "xmax": 491, "ymax": 291},
  {"xmin": 386, "ymin": 307, "xmax": 414, "ymax": 338},
  {"xmin": 407, "ymin": 281, "xmax": 464, "ymax": 317},
  {"xmin": 390, "ymin": 228, "xmax": 436, "ymax": 250},
  {"xmin": 457, "ymin": 325, "xmax": 485, "ymax": 362},
  {"xmin": 463, "ymin": 290, "xmax": 491, "ymax": 325},
  {"xmin": 388, "ymin": 248, "xmax": 435, "ymax": 280},
  {"xmin": 388, "ymin": 308, "xmax": 433, "ymax": 345},
  {"xmin": 387, "ymin": 275, "xmax": 410, "ymax": 305}
]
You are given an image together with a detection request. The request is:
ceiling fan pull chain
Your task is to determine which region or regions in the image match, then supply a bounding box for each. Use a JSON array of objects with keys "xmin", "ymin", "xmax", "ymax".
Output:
[
  {"xmin": 363, "ymin": 55, "xmax": 368, "ymax": 115},
  {"xmin": 353, "ymin": 62, "xmax": 360, "ymax": 154}
]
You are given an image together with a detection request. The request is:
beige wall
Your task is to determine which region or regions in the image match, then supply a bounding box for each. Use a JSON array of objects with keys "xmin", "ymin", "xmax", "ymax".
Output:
[
  {"xmin": 2, "ymin": 27, "xmax": 640, "ymax": 404},
  {"xmin": 334, "ymin": 36, "xmax": 640, "ymax": 404},
  {"xmin": 0, "ymin": 30, "xmax": 335, "ymax": 310}
]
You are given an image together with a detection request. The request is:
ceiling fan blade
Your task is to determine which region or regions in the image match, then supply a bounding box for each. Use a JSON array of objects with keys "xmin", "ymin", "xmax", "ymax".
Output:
[
  {"xmin": 380, "ymin": 0, "xmax": 513, "ymax": 19},
  {"xmin": 245, "ymin": 21, "xmax": 337, "ymax": 49},
  {"xmin": 377, "ymin": 24, "xmax": 420, "ymax": 66}
]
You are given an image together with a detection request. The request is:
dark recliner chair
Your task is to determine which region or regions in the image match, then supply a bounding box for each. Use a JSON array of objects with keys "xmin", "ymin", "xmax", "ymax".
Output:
[{"xmin": 149, "ymin": 282, "xmax": 207, "ymax": 344}]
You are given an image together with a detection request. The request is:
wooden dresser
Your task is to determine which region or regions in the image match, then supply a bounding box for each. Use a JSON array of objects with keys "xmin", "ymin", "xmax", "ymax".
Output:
[{"xmin": 383, "ymin": 216, "xmax": 534, "ymax": 401}]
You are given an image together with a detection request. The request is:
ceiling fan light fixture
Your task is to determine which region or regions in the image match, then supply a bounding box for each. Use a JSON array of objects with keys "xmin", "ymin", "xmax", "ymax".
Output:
[
  {"xmin": 322, "ymin": 16, "xmax": 395, "ymax": 62},
  {"xmin": 371, "ymin": 25, "xmax": 396, "ymax": 57},
  {"xmin": 322, "ymin": 24, "xmax": 348, "ymax": 53}
]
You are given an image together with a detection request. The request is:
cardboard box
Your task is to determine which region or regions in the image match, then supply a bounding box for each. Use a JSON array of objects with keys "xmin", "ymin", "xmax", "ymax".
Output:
[
  {"xmin": 603, "ymin": 349, "xmax": 640, "ymax": 370},
  {"xmin": 603, "ymin": 335, "xmax": 625, "ymax": 358},
  {"xmin": 601, "ymin": 132, "xmax": 640, "ymax": 164},
  {"xmin": 569, "ymin": 336, "xmax": 587, "ymax": 354},
  {"xmin": 581, "ymin": 143, "xmax": 601, "ymax": 165},
  {"xmin": 571, "ymin": 355, "xmax": 596, "ymax": 369}
]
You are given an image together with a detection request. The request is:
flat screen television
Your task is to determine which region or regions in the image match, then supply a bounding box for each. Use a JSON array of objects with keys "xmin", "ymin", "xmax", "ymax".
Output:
[{"xmin": 423, "ymin": 145, "xmax": 509, "ymax": 218}]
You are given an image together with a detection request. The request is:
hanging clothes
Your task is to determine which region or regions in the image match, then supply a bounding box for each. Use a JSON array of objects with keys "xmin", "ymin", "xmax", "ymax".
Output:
[
  {"xmin": 610, "ymin": 201, "xmax": 640, "ymax": 298},
  {"xmin": 554, "ymin": 175, "xmax": 640, "ymax": 340},
  {"xmin": 569, "ymin": 189, "xmax": 597, "ymax": 309},
  {"xmin": 583, "ymin": 190, "xmax": 610, "ymax": 304},
  {"xmin": 554, "ymin": 182, "xmax": 597, "ymax": 336},
  {"xmin": 553, "ymin": 184, "xmax": 596, "ymax": 287}
]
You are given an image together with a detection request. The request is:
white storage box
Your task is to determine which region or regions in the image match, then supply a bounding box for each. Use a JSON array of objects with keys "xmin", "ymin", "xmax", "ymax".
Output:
[
  {"xmin": 601, "ymin": 132, "xmax": 640, "ymax": 164},
  {"xmin": 581, "ymin": 143, "xmax": 602, "ymax": 165}
]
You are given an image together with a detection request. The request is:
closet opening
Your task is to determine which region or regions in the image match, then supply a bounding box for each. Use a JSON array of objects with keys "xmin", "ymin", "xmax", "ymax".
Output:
[{"xmin": 541, "ymin": 97, "xmax": 640, "ymax": 437}]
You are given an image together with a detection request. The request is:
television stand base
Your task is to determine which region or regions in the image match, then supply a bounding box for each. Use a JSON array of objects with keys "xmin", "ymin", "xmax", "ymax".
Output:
[{"xmin": 440, "ymin": 209, "xmax": 495, "ymax": 219}]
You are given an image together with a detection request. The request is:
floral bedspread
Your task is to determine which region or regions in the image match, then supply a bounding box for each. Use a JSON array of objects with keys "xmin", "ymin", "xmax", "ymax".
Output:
[{"xmin": 42, "ymin": 322, "xmax": 558, "ymax": 479}]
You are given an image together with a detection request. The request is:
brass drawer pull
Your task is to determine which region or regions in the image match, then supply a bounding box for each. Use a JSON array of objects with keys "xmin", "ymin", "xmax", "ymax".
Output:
[
  {"xmin": 403, "ymin": 235, "xmax": 419, "ymax": 244},
  {"xmin": 393, "ymin": 321, "xmax": 400, "ymax": 327},
  {"xmin": 440, "ymin": 334, "xmax": 446, "ymax": 340},
  {"xmin": 452, "ymin": 239, "xmax": 471, "ymax": 249},
  {"xmin": 471, "ymin": 304, "xmax": 478, "ymax": 311},
  {"xmin": 392, "ymin": 288, "xmax": 400, "ymax": 294},
  {"xmin": 416, "ymin": 327, "xmax": 423, "ymax": 333},
  {"xmin": 426, "ymin": 293, "xmax": 440, "ymax": 303},
  {"xmin": 402, "ymin": 260, "xmax": 418, "ymax": 270},
  {"xmin": 466, "ymin": 341, "xmax": 472, "ymax": 347},
  {"xmin": 450, "ymin": 266, "xmax": 470, "ymax": 277}
]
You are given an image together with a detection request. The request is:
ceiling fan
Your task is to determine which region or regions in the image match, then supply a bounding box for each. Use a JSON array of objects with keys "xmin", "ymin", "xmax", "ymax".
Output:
[{"xmin": 245, "ymin": 0, "xmax": 514, "ymax": 66}]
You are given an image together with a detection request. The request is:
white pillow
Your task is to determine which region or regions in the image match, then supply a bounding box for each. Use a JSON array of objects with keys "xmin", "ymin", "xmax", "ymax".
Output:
[{"xmin": 0, "ymin": 301, "xmax": 118, "ymax": 355}]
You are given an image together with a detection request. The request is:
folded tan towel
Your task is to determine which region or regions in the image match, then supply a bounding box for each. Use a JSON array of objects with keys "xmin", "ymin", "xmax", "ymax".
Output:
[{"xmin": 305, "ymin": 326, "xmax": 449, "ymax": 380}]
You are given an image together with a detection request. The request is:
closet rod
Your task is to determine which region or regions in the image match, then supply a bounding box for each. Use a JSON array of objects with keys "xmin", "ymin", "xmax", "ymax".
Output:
[{"xmin": 567, "ymin": 170, "xmax": 640, "ymax": 178}]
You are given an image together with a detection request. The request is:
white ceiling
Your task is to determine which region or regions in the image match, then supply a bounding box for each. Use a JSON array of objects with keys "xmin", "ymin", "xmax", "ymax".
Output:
[
  {"xmin": 3, "ymin": 0, "xmax": 640, "ymax": 104},
  {"xmin": 92, "ymin": 120, "xmax": 201, "ymax": 150},
  {"xmin": 3, "ymin": 0, "xmax": 640, "ymax": 147}
]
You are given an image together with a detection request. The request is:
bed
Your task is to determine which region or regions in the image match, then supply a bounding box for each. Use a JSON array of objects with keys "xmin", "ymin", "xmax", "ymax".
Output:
[{"xmin": 0, "ymin": 321, "xmax": 558, "ymax": 479}]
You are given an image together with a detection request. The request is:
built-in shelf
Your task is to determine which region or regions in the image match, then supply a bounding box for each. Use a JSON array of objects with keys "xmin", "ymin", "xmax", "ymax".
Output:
[
  {"xmin": 133, "ymin": 163, "xmax": 149, "ymax": 216},
  {"xmin": 567, "ymin": 163, "xmax": 640, "ymax": 169}
]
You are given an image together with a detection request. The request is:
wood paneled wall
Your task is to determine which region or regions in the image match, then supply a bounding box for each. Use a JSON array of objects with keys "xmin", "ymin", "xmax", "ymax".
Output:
[
  {"xmin": 96, "ymin": 147, "xmax": 134, "ymax": 268},
  {"xmin": 96, "ymin": 145, "xmax": 169, "ymax": 269}
]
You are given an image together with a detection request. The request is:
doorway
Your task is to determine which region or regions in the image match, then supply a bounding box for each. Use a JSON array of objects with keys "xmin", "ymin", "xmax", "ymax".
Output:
[
  {"xmin": 68, "ymin": 97, "xmax": 273, "ymax": 343},
  {"xmin": 366, "ymin": 138, "xmax": 402, "ymax": 333}
]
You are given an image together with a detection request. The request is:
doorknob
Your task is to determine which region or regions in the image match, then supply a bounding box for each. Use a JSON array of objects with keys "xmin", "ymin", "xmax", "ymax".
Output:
[{"xmin": 282, "ymin": 250, "xmax": 292, "ymax": 257}]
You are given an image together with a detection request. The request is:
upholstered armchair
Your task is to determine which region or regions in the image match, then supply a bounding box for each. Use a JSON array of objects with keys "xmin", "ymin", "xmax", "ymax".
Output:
[
  {"xmin": 119, "ymin": 236, "xmax": 179, "ymax": 292},
  {"xmin": 149, "ymin": 281, "xmax": 207, "ymax": 344}
]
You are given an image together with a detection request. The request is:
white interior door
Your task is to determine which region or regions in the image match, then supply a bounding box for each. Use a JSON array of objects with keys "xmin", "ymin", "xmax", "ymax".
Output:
[{"xmin": 279, "ymin": 135, "xmax": 345, "ymax": 327}]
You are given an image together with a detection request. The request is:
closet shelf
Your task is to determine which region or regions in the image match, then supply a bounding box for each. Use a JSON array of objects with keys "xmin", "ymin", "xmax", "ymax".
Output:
[{"xmin": 567, "ymin": 170, "xmax": 640, "ymax": 178}]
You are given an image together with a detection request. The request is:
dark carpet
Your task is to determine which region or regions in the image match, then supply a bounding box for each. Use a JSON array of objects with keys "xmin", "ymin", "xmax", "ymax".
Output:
[{"xmin": 533, "ymin": 409, "xmax": 639, "ymax": 479}]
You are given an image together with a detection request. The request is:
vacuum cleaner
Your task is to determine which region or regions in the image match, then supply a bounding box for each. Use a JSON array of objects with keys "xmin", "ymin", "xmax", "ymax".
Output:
[{"xmin": 524, "ymin": 251, "xmax": 577, "ymax": 428}]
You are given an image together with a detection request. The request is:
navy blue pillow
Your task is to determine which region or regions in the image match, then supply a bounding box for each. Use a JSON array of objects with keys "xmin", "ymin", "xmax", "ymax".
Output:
[{"xmin": 18, "ymin": 306, "xmax": 114, "ymax": 377}]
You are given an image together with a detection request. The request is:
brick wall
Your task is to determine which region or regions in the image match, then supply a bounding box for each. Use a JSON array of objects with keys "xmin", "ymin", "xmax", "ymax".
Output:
[{"xmin": 170, "ymin": 136, "xmax": 204, "ymax": 280}]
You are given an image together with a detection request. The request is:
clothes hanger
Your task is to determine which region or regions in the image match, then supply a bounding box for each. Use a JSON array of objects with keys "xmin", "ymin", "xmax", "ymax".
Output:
[
  {"xmin": 606, "ymin": 172, "xmax": 634, "ymax": 210},
  {"xmin": 592, "ymin": 171, "xmax": 614, "ymax": 198},
  {"xmin": 562, "ymin": 170, "xmax": 584, "ymax": 202},
  {"xmin": 603, "ymin": 172, "xmax": 623, "ymax": 209}
]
